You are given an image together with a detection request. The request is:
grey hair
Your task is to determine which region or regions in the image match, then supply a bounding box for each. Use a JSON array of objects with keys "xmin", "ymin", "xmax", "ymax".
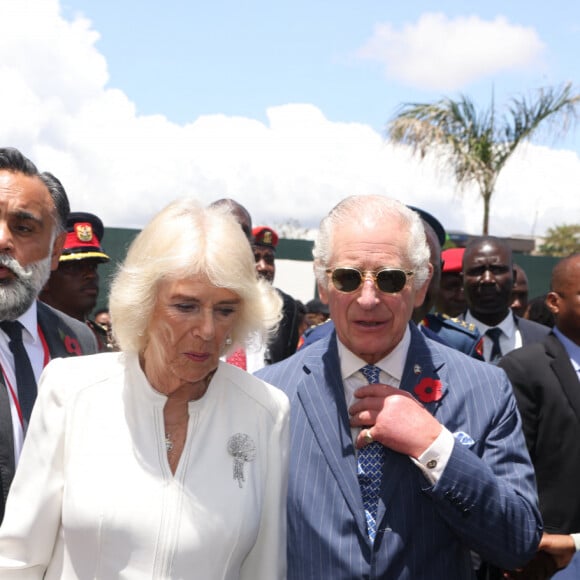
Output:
[
  {"xmin": 0, "ymin": 148, "xmax": 69, "ymax": 234},
  {"xmin": 109, "ymin": 198, "xmax": 282, "ymax": 354},
  {"xmin": 313, "ymin": 195, "xmax": 431, "ymax": 290},
  {"xmin": 39, "ymin": 172, "xmax": 70, "ymax": 233}
]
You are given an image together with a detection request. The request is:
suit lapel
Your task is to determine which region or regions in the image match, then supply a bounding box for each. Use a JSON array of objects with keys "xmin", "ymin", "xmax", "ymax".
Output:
[
  {"xmin": 400, "ymin": 324, "xmax": 448, "ymax": 411},
  {"xmin": 546, "ymin": 333, "xmax": 580, "ymax": 424},
  {"xmin": 296, "ymin": 334, "xmax": 369, "ymax": 536},
  {"xmin": 37, "ymin": 301, "xmax": 72, "ymax": 358}
]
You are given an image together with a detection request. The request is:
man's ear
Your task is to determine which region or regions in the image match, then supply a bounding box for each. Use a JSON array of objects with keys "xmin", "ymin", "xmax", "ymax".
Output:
[
  {"xmin": 317, "ymin": 281, "xmax": 329, "ymax": 305},
  {"xmin": 545, "ymin": 292, "xmax": 559, "ymax": 316},
  {"xmin": 50, "ymin": 231, "xmax": 66, "ymax": 271},
  {"xmin": 414, "ymin": 263, "xmax": 433, "ymax": 308}
]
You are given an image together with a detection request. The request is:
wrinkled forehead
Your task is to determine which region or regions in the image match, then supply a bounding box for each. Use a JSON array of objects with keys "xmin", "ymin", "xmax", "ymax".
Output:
[
  {"xmin": 329, "ymin": 222, "xmax": 410, "ymax": 268},
  {"xmin": 0, "ymin": 171, "xmax": 57, "ymax": 224}
]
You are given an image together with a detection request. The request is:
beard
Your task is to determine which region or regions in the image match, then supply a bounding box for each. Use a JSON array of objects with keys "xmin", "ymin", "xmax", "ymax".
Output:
[{"xmin": 0, "ymin": 254, "xmax": 53, "ymax": 320}]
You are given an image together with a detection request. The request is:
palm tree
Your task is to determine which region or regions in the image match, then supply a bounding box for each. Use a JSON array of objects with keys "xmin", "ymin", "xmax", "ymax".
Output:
[{"xmin": 387, "ymin": 83, "xmax": 580, "ymax": 234}]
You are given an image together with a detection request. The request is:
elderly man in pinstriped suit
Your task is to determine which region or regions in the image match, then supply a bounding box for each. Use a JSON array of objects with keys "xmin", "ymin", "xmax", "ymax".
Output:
[{"xmin": 257, "ymin": 195, "xmax": 542, "ymax": 579}]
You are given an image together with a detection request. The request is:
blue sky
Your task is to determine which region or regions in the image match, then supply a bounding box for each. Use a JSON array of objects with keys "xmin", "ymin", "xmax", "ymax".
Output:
[
  {"xmin": 2, "ymin": 0, "xmax": 579, "ymax": 238},
  {"xmin": 60, "ymin": 0, "xmax": 578, "ymax": 137}
]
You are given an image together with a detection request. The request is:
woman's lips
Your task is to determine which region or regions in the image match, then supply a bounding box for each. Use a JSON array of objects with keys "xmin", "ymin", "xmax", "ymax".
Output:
[{"xmin": 184, "ymin": 352, "xmax": 211, "ymax": 362}]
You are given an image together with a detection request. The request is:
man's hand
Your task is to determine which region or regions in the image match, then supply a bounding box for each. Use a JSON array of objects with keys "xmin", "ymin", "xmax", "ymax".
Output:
[
  {"xmin": 503, "ymin": 533, "xmax": 575, "ymax": 579},
  {"xmin": 349, "ymin": 383, "xmax": 442, "ymax": 458},
  {"xmin": 538, "ymin": 533, "xmax": 575, "ymax": 570}
]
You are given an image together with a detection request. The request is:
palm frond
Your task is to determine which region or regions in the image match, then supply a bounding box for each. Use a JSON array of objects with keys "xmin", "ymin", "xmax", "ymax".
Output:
[{"xmin": 387, "ymin": 84, "xmax": 580, "ymax": 234}]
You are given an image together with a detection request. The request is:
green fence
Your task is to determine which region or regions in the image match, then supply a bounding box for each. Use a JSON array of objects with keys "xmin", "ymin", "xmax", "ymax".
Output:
[{"xmin": 94, "ymin": 228, "xmax": 560, "ymax": 314}]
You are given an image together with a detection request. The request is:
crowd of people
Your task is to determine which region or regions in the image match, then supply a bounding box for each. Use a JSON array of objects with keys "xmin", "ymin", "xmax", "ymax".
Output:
[{"xmin": 0, "ymin": 146, "xmax": 578, "ymax": 579}]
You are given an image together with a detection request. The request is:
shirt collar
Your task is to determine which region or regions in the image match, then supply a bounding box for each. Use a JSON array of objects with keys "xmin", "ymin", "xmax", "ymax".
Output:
[
  {"xmin": 338, "ymin": 324, "xmax": 411, "ymax": 381},
  {"xmin": 553, "ymin": 327, "xmax": 580, "ymax": 372},
  {"xmin": 465, "ymin": 309, "xmax": 516, "ymax": 338},
  {"xmin": 14, "ymin": 301, "xmax": 40, "ymax": 343}
]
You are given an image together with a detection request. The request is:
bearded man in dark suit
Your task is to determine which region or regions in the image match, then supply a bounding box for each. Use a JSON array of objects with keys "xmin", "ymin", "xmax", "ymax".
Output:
[{"xmin": 0, "ymin": 148, "xmax": 97, "ymax": 523}]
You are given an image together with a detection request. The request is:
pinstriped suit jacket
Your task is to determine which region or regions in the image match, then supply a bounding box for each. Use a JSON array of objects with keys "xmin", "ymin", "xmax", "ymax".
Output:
[{"xmin": 257, "ymin": 323, "xmax": 542, "ymax": 580}]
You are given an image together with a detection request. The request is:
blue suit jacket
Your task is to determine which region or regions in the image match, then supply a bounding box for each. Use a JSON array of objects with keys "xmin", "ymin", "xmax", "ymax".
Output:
[{"xmin": 257, "ymin": 324, "xmax": 542, "ymax": 579}]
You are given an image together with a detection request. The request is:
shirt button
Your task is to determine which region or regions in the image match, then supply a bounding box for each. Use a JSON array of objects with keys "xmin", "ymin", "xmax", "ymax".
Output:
[{"xmin": 426, "ymin": 459, "xmax": 438, "ymax": 469}]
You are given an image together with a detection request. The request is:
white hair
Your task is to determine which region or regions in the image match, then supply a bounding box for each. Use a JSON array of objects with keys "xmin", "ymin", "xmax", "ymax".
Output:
[
  {"xmin": 313, "ymin": 195, "xmax": 431, "ymax": 290},
  {"xmin": 109, "ymin": 198, "xmax": 282, "ymax": 353}
]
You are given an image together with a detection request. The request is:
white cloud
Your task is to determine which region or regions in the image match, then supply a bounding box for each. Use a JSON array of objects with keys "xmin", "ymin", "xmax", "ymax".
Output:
[
  {"xmin": 357, "ymin": 13, "xmax": 546, "ymax": 91},
  {"xmin": 0, "ymin": 0, "xmax": 577, "ymax": 242}
]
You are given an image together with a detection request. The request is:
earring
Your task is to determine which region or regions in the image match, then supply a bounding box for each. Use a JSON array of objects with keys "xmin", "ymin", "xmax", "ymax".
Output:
[{"xmin": 225, "ymin": 336, "xmax": 233, "ymax": 346}]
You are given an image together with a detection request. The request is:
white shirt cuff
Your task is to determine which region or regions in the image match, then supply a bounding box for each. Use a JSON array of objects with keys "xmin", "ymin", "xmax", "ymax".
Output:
[
  {"xmin": 412, "ymin": 427, "xmax": 454, "ymax": 484},
  {"xmin": 572, "ymin": 533, "xmax": 580, "ymax": 552}
]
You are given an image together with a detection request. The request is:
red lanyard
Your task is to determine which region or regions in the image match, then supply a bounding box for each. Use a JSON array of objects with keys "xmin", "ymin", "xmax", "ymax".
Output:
[{"xmin": 1, "ymin": 324, "xmax": 50, "ymax": 429}]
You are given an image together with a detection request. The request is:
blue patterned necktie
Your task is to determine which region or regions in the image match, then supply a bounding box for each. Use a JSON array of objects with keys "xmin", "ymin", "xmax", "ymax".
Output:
[{"xmin": 357, "ymin": 364, "xmax": 385, "ymax": 541}]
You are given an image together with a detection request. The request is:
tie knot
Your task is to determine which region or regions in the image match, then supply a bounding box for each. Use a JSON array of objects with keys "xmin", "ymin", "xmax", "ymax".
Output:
[
  {"xmin": 0, "ymin": 320, "xmax": 24, "ymax": 342},
  {"xmin": 486, "ymin": 327, "xmax": 502, "ymax": 340},
  {"xmin": 360, "ymin": 364, "xmax": 381, "ymax": 384}
]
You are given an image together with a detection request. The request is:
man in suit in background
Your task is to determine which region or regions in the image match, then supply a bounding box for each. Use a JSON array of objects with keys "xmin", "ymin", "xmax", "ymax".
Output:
[
  {"xmin": 0, "ymin": 148, "xmax": 97, "ymax": 523},
  {"xmin": 257, "ymin": 195, "xmax": 541, "ymax": 579},
  {"xmin": 462, "ymin": 236, "xmax": 548, "ymax": 363},
  {"xmin": 500, "ymin": 254, "xmax": 580, "ymax": 578}
]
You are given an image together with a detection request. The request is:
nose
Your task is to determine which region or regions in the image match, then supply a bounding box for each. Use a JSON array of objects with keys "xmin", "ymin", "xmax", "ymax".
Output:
[
  {"xmin": 0, "ymin": 221, "xmax": 13, "ymax": 253},
  {"xmin": 357, "ymin": 277, "xmax": 380, "ymax": 309},
  {"xmin": 196, "ymin": 310, "xmax": 216, "ymax": 341},
  {"xmin": 480, "ymin": 268, "xmax": 495, "ymax": 284}
]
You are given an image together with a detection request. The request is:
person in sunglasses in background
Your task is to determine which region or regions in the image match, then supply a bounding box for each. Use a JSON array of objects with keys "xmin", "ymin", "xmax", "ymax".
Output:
[{"xmin": 257, "ymin": 195, "xmax": 541, "ymax": 580}]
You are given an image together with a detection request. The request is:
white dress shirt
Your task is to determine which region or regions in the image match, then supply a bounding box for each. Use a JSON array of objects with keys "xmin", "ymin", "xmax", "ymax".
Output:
[{"xmin": 465, "ymin": 309, "xmax": 522, "ymax": 361}]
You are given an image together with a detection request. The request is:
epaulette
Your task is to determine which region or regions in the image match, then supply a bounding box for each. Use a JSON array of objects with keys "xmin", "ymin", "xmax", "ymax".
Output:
[
  {"xmin": 432, "ymin": 313, "xmax": 479, "ymax": 336},
  {"xmin": 304, "ymin": 318, "xmax": 332, "ymax": 335}
]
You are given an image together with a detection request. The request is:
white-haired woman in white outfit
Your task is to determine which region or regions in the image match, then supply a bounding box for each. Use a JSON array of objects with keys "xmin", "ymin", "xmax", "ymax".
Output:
[{"xmin": 0, "ymin": 199, "xmax": 289, "ymax": 579}]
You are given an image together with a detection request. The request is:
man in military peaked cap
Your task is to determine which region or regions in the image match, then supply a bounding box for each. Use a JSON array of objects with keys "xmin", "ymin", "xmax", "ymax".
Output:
[
  {"xmin": 40, "ymin": 212, "xmax": 112, "ymax": 350},
  {"xmin": 252, "ymin": 226, "xmax": 278, "ymax": 284}
]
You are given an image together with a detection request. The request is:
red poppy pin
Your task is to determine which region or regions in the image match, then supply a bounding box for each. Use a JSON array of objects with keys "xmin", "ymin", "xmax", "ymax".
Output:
[
  {"xmin": 414, "ymin": 377, "xmax": 443, "ymax": 403},
  {"xmin": 64, "ymin": 335, "xmax": 82, "ymax": 356}
]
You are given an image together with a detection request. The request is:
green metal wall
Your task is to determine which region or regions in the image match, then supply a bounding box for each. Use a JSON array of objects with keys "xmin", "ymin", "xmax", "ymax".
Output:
[{"xmin": 94, "ymin": 228, "xmax": 560, "ymax": 314}]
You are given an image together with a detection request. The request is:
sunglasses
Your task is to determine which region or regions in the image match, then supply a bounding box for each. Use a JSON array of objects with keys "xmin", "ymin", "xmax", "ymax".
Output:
[{"xmin": 327, "ymin": 267, "xmax": 414, "ymax": 294}]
